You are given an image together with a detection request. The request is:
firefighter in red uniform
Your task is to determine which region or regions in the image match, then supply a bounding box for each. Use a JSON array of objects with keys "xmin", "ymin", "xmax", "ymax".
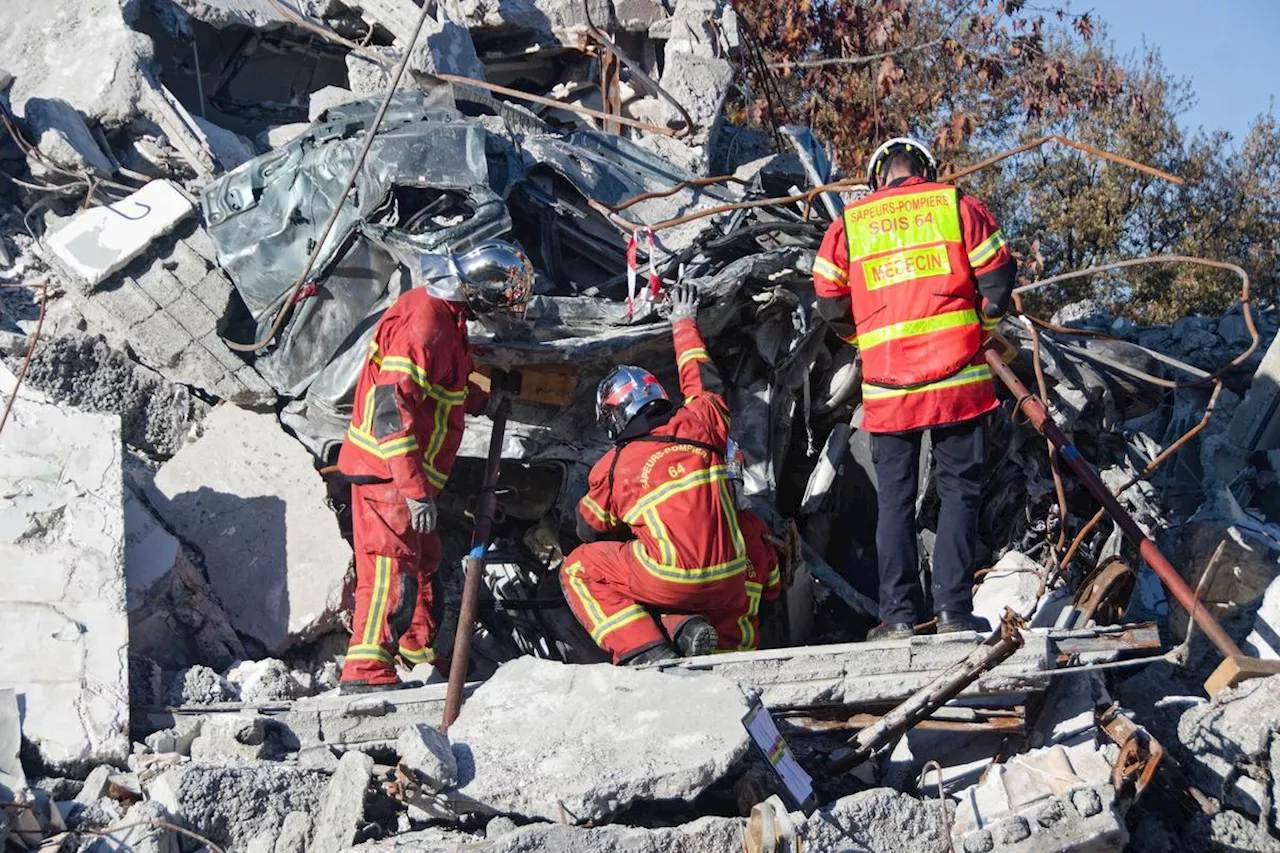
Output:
[
  {"xmin": 812, "ymin": 137, "xmax": 1016, "ymax": 640},
  {"xmin": 337, "ymin": 240, "xmax": 534, "ymax": 693},
  {"xmin": 561, "ymin": 283, "xmax": 783, "ymax": 665}
]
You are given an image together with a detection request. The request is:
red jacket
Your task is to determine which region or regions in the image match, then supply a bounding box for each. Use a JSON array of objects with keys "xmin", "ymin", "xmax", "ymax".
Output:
[
  {"xmin": 337, "ymin": 289, "xmax": 486, "ymax": 501},
  {"xmin": 814, "ymin": 176, "xmax": 1014, "ymax": 433},
  {"xmin": 578, "ymin": 319, "xmax": 748, "ymax": 585}
]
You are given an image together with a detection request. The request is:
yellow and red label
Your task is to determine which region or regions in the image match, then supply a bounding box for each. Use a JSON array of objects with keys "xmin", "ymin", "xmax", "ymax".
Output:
[{"xmin": 845, "ymin": 188, "xmax": 961, "ymax": 291}]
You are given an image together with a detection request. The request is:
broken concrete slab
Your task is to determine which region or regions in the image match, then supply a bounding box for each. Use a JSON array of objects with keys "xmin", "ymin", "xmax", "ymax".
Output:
[
  {"xmin": 309, "ymin": 86, "xmax": 362, "ymax": 122},
  {"xmin": 397, "ymin": 724, "xmax": 457, "ymax": 792},
  {"xmin": 0, "ymin": 389, "xmax": 129, "ymax": 768},
  {"xmin": 1, "ymin": 0, "xmax": 155, "ymax": 127},
  {"xmin": 447, "ymin": 657, "xmax": 752, "ymax": 822},
  {"xmin": 345, "ymin": 1, "xmax": 485, "ymax": 79},
  {"xmin": 311, "ymin": 751, "xmax": 374, "ymax": 853},
  {"xmin": 17, "ymin": 334, "xmax": 209, "ymax": 460},
  {"xmin": 22, "ymin": 97, "xmax": 114, "ymax": 175},
  {"xmin": 94, "ymin": 799, "xmax": 178, "ymax": 853},
  {"xmin": 129, "ymin": 547, "xmax": 247, "ymax": 671},
  {"xmin": 188, "ymin": 714, "xmax": 269, "ymax": 762},
  {"xmin": 1243, "ymin": 573, "xmax": 1280, "ymax": 660},
  {"xmin": 124, "ymin": 490, "xmax": 182, "ymax": 612},
  {"xmin": 194, "ymin": 117, "xmax": 257, "ymax": 171},
  {"xmin": 347, "ymin": 816, "xmax": 742, "ymax": 852},
  {"xmin": 149, "ymin": 762, "xmax": 328, "ymax": 851},
  {"xmin": 1175, "ymin": 674, "xmax": 1280, "ymax": 807},
  {"xmin": 0, "ymin": 690, "xmax": 27, "ymax": 801},
  {"xmin": 798, "ymin": 787, "xmax": 950, "ymax": 853},
  {"xmin": 145, "ymin": 404, "xmax": 353, "ymax": 654},
  {"xmin": 46, "ymin": 180, "xmax": 194, "ymax": 287},
  {"xmin": 951, "ymin": 742, "xmax": 1126, "ymax": 853}
]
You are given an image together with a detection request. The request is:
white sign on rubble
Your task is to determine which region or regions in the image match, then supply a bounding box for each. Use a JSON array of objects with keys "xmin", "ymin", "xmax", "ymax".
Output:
[
  {"xmin": 146, "ymin": 404, "xmax": 353, "ymax": 653},
  {"xmin": 0, "ymin": 383, "xmax": 130, "ymax": 767},
  {"xmin": 46, "ymin": 179, "xmax": 194, "ymax": 287}
]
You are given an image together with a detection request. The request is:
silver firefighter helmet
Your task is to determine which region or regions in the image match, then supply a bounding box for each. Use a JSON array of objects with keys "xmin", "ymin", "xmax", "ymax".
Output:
[
  {"xmin": 596, "ymin": 365, "xmax": 671, "ymax": 440},
  {"xmin": 416, "ymin": 240, "xmax": 535, "ymax": 320},
  {"xmin": 865, "ymin": 136, "xmax": 938, "ymax": 189}
]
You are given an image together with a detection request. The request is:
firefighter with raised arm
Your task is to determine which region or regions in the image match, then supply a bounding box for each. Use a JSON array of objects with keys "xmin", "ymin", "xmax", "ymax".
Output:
[
  {"xmin": 337, "ymin": 240, "xmax": 534, "ymax": 694},
  {"xmin": 812, "ymin": 137, "xmax": 1016, "ymax": 640},
  {"xmin": 561, "ymin": 283, "xmax": 783, "ymax": 665}
]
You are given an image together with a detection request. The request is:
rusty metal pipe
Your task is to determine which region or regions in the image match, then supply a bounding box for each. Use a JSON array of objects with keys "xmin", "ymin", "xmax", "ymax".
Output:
[
  {"xmin": 442, "ymin": 377, "xmax": 512, "ymax": 731},
  {"xmin": 985, "ymin": 349, "xmax": 1244, "ymax": 659}
]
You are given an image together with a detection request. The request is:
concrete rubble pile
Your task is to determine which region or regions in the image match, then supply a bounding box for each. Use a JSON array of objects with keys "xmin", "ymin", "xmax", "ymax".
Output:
[{"xmin": 3, "ymin": 1, "xmax": 1280, "ymax": 852}]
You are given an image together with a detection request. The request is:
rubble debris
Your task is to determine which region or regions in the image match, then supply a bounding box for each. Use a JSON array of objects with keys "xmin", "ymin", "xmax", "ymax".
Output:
[
  {"xmin": 18, "ymin": 334, "xmax": 208, "ymax": 458},
  {"xmin": 0, "ymin": 388, "xmax": 129, "ymax": 768},
  {"xmin": 0, "ymin": 690, "xmax": 27, "ymax": 799},
  {"xmin": 226, "ymin": 658, "xmax": 304, "ymax": 704},
  {"xmin": 166, "ymin": 665, "xmax": 237, "ymax": 706},
  {"xmin": 397, "ymin": 724, "xmax": 458, "ymax": 793},
  {"xmin": 189, "ymin": 713, "xmax": 270, "ymax": 761},
  {"xmin": 145, "ymin": 404, "xmax": 354, "ymax": 654},
  {"xmin": 150, "ymin": 762, "xmax": 327, "ymax": 851},
  {"xmin": 46, "ymin": 180, "xmax": 194, "ymax": 287},
  {"xmin": 1244, "ymin": 573, "xmax": 1280, "ymax": 660},
  {"xmin": 951, "ymin": 741, "xmax": 1127, "ymax": 853},
  {"xmin": 311, "ymin": 750, "xmax": 375, "ymax": 853},
  {"xmin": 446, "ymin": 657, "xmax": 752, "ymax": 822},
  {"xmin": 22, "ymin": 98, "xmax": 115, "ymax": 176}
]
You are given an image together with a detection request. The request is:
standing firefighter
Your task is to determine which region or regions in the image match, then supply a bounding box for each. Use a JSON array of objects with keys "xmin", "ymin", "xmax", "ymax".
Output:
[
  {"xmin": 813, "ymin": 137, "xmax": 1016, "ymax": 640},
  {"xmin": 561, "ymin": 284, "xmax": 782, "ymax": 665},
  {"xmin": 337, "ymin": 240, "xmax": 534, "ymax": 693}
]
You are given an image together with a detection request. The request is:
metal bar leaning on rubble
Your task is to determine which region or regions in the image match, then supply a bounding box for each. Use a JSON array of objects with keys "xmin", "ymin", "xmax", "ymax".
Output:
[
  {"xmin": 430, "ymin": 74, "xmax": 683, "ymax": 137},
  {"xmin": 982, "ymin": 347, "xmax": 1248, "ymax": 664},
  {"xmin": 443, "ymin": 371, "xmax": 515, "ymax": 731},
  {"xmin": 825, "ymin": 610, "xmax": 1027, "ymax": 774},
  {"xmin": 223, "ymin": 1, "xmax": 434, "ymax": 353}
]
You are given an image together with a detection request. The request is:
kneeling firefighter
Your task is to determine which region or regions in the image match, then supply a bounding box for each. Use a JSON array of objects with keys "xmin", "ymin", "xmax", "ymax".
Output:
[
  {"xmin": 337, "ymin": 240, "xmax": 534, "ymax": 694},
  {"xmin": 560, "ymin": 283, "xmax": 783, "ymax": 665}
]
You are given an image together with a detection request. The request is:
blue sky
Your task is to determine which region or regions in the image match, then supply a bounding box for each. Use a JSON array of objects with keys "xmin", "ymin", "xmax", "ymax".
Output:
[{"xmin": 1094, "ymin": 0, "xmax": 1277, "ymax": 142}]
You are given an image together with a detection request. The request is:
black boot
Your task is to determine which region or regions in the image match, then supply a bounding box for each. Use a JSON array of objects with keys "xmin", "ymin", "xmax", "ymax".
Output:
[
  {"xmin": 621, "ymin": 642, "xmax": 679, "ymax": 666},
  {"xmin": 673, "ymin": 616, "xmax": 719, "ymax": 657},
  {"xmin": 936, "ymin": 611, "xmax": 992, "ymax": 634},
  {"xmin": 866, "ymin": 622, "xmax": 915, "ymax": 641},
  {"xmin": 339, "ymin": 679, "xmax": 424, "ymax": 695}
]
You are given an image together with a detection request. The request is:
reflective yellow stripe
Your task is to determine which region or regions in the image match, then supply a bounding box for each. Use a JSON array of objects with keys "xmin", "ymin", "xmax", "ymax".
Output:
[
  {"xmin": 737, "ymin": 580, "xmax": 764, "ymax": 651},
  {"xmin": 581, "ymin": 495, "xmax": 618, "ymax": 526},
  {"xmin": 565, "ymin": 562, "xmax": 607, "ymax": 625},
  {"xmin": 588, "ymin": 605, "xmax": 650, "ymax": 644},
  {"xmin": 623, "ymin": 465, "xmax": 729, "ymax": 524},
  {"xmin": 862, "ymin": 364, "xmax": 992, "ymax": 399},
  {"xmin": 677, "ymin": 347, "xmax": 710, "ymax": 369},
  {"xmin": 981, "ymin": 314, "xmax": 1002, "ymax": 330},
  {"xmin": 632, "ymin": 540, "xmax": 748, "ymax": 584},
  {"xmin": 845, "ymin": 187, "xmax": 961, "ymax": 257},
  {"xmin": 398, "ymin": 645, "xmax": 435, "ymax": 665},
  {"xmin": 644, "ymin": 508, "xmax": 679, "ymax": 567},
  {"xmin": 856, "ymin": 308, "xmax": 978, "ymax": 352},
  {"xmin": 767, "ymin": 564, "xmax": 781, "ymax": 590},
  {"xmin": 812, "ymin": 256, "xmax": 848, "ymax": 287},
  {"xmin": 421, "ymin": 462, "xmax": 448, "ymax": 490},
  {"xmin": 345, "ymin": 645, "xmax": 394, "ymax": 663},
  {"xmin": 345, "ymin": 426, "xmax": 420, "ymax": 460},
  {"xmin": 363, "ymin": 555, "xmax": 392, "ymax": 646},
  {"xmin": 861, "ymin": 244, "xmax": 952, "ymax": 290},
  {"xmin": 968, "ymin": 230, "xmax": 1006, "ymax": 269},
  {"xmin": 379, "ymin": 356, "xmax": 467, "ymax": 404}
]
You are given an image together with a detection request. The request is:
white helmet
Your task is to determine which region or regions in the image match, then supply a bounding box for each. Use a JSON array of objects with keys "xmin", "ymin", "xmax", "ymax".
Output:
[{"xmin": 866, "ymin": 136, "xmax": 938, "ymax": 189}]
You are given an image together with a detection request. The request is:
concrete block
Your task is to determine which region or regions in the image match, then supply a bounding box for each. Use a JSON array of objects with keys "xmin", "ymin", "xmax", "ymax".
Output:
[
  {"xmin": 309, "ymin": 86, "xmax": 361, "ymax": 122},
  {"xmin": 96, "ymin": 800, "xmax": 178, "ymax": 853},
  {"xmin": 146, "ymin": 405, "xmax": 353, "ymax": 653},
  {"xmin": 143, "ymin": 717, "xmax": 203, "ymax": 757},
  {"xmin": 0, "ymin": 390, "xmax": 129, "ymax": 768},
  {"xmin": 76, "ymin": 765, "xmax": 113, "ymax": 805},
  {"xmin": 0, "ymin": 690, "xmax": 28, "ymax": 800},
  {"xmin": 191, "ymin": 269, "xmax": 235, "ymax": 317},
  {"xmin": 167, "ymin": 665, "xmax": 237, "ymax": 706},
  {"xmin": 1176, "ymin": 674, "xmax": 1280, "ymax": 802},
  {"xmin": 131, "ymin": 310, "xmax": 191, "ymax": 367},
  {"xmin": 799, "ymin": 788, "xmax": 949, "ymax": 853},
  {"xmin": 194, "ymin": 116, "xmax": 257, "ymax": 171},
  {"xmin": 151, "ymin": 762, "xmax": 327, "ymax": 852},
  {"xmin": 168, "ymin": 290, "xmax": 219, "ymax": 339},
  {"xmin": 200, "ymin": 332, "xmax": 248, "ymax": 374},
  {"xmin": 259, "ymin": 124, "xmax": 311, "ymax": 150},
  {"xmin": 22, "ymin": 97, "xmax": 113, "ymax": 175},
  {"xmin": 90, "ymin": 277, "xmax": 160, "ymax": 328},
  {"xmin": 311, "ymin": 751, "xmax": 374, "ymax": 853},
  {"xmin": 47, "ymin": 181, "xmax": 195, "ymax": 287},
  {"xmin": 189, "ymin": 714, "xmax": 269, "ymax": 762},
  {"xmin": 1244, "ymin": 574, "xmax": 1280, "ymax": 660},
  {"xmin": 952, "ymin": 743, "xmax": 1127, "ymax": 852},
  {"xmin": 133, "ymin": 266, "xmax": 185, "ymax": 310},
  {"xmin": 273, "ymin": 811, "xmax": 310, "ymax": 853},
  {"xmin": 397, "ymin": 723, "xmax": 457, "ymax": 792},
  {"xmin": 182, "ymin": 226, "xmax": 219, "ymax": 265},
  {"xmin": 448, "ymin": 657, "xmax": 752, "ymax": 822}
]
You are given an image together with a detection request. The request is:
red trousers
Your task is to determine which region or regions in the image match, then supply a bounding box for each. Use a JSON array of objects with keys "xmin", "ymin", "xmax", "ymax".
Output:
[
  {"xmin": 341, "ymin": 483, "xmax": 440, "ymax": 684},
  {"xmin": 562, "ymin": 510, "xmax": 782, "ymax": 663}
]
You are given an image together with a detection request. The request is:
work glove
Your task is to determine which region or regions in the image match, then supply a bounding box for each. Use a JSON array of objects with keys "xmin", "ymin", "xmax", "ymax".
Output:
[
  {"xmin": 482, "ymin": 387, "xmax": 511, "ymax": 420},
  {"xmin": 668, "ymin": 283, "xmax": 699, "ymax": 322},
  {"xmin": 406, "ymin": 496, "xmax": 437, "ymax": 534}
]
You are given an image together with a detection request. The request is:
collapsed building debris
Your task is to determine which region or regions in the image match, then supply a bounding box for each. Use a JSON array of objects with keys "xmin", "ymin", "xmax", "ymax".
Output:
[{"xmin": 4, "ymin": 0, "xmax": 1280, "ymax": 851}]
